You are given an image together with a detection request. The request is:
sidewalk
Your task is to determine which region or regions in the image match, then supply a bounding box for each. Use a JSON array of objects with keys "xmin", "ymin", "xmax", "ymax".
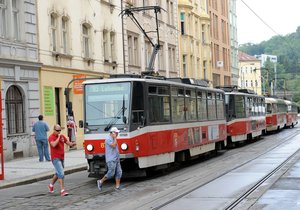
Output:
[{"xmin": 0, "ymin": 149, "xmax": 87, "ymax": 189}]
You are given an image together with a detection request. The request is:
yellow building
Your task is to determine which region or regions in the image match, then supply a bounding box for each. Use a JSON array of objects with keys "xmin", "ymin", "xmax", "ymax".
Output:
[
  {"xmin": 36, "ymin": 0, "xmax": 124, "ymax": 148},
  {"xmin": 178, "ymin": 0, "xmax": 212, "ymax": 83},
  {"xmin": 238, "ymin": 51, "xmax": 262, "ymax": 95}
]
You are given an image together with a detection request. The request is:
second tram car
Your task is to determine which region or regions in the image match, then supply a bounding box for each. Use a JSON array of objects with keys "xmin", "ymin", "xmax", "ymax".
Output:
[
  {"xmin": 81, "ymin": 76, "xmax": 227, "ymax": 177},
  {"xmin": 265, "ymin": 97, "xmax": 287, "ymax": 132},
  {"xmin": 221, "ymin": 87, "xmax": 266, "ymax": 144}
]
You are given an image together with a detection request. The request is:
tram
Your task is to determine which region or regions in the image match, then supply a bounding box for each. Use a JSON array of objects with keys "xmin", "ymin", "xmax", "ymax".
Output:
[
  {"xmin": 265, "ymin": 97, "xmax": 287, "ymax": 132},
  {"xmin": 284, "ymin": 100, "xmax": 298, "ymax": 128},
  {"xmin": 219, "ymin": 86, "xmax": 266, "ymax": 144},
  {"xmin": 80, "ymin": 75, "xmax": 227, "ymax": 177}
]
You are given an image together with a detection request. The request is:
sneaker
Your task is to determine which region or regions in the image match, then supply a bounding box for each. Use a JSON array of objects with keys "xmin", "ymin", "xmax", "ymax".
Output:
[
  {"xmin": 48, "ymin": 184, "xmax": 54, "ymax": 193},
  {"xmin": 97, "ymin": 180, "xmax": 102, "ymax": 191},
  {"xmin": 115, "ymin": 187, "xmax": 121, "ymax": 191},
  {"xmin": 60, "ymin": 190, "xmax": 69, "ymax": 196}
]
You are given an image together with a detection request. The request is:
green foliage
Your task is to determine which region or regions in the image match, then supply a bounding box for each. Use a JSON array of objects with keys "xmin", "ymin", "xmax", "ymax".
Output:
[{"xmin": 239, "ymin": 26, "xmax": 300, "ymax": 102}]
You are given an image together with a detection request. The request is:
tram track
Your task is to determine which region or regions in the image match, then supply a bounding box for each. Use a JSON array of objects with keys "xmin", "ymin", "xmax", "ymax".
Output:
[
  {"xmin": 224, "ymin": 147, "xmax": 300, "ymax": 210},
  {"xmin": 150, "ymin": 128, "xmax": 300, "ymax": 210},
  {"xmin": 4, "ymin": 128, "xmax": 300, "ymax": 210}
]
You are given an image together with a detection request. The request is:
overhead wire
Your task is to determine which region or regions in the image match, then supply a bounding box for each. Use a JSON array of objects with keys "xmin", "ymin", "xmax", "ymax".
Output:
[{"xmin": 239, "ymin": 0, "xmax": 298, "ymax": 58}]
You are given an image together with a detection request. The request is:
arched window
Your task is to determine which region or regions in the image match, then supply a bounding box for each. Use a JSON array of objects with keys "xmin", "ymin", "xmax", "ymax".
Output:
[
  {"xmin": 6, "ymin": 85, "xmax": 25, "ymax": 134},
  {"xmin": 82, "ymin": 23, "xmax": 91, "ymax": 58},
  {"xmin": 50, "ymin": 13, "xmax": 58, "ymax": 51},
  {"xmin": 62, "ymin": 16, "xmax": 69, "ymax": 54}
]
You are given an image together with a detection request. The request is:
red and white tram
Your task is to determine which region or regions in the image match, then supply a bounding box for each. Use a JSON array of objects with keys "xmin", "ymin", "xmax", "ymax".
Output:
[
  {"xmin": 284, "ymin": 100, "xmax": 298, "ymax": 128},
  {"xmin": 80, "ymin": 76, "xmax": 227, "ymax": 177},
  {"xmin": 221, "ymin": 87, "xmax": 266, "ymax": 143},
  {"xmin": 265, "ymin": 97, "xmax": 287, "ymax": 132}
]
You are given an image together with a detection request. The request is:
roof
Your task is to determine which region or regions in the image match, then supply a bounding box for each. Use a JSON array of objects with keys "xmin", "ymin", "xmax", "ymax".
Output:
[{"xmin": 238, "ymin": 51, "xmax": 260, "ymax": 61}]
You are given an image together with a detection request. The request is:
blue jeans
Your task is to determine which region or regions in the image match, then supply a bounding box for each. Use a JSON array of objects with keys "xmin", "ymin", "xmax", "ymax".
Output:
[
  {"xmin": 105, "ymin": 160, "xmax": 122, "ymax": 179},
  {"xmin": 36, "ymin": 140, "xmax": 50, "ymax": 161},
  {"xmin": 52, "ymin": 158, "xmax": 65, "ymax": 179}
]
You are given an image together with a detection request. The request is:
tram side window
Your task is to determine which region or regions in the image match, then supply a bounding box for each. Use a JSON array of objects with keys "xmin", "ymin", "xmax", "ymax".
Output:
[
  {"xmin": 197, "ymin": 91, "xmax": 207, "ymax": 120},
  {"xmin": 172, "ymin": 87, "xmax": 185, "ymax": 122},
  {"xmin": 266, "ymin": 103, "xmax": 272, "ymax": 114},
  {"xmin": 278, "ymin": 103, "xmax": 286, "ymax": 113},
  {"xmin": 132, "ymin": 82, "xmax": 144, "ymax": 124},
  {"xmin": 216, "ymin": 93, "xmax": 224, "ymax": 120},
  {"xmin": 148, "ymin": 86, "xmax": 170, "ymax": 124},
  {"xmin": 292, "ymin": 105, "xmax": 298, "ymax": 113},
  {"xmin": 207, "ymin": 92, "xmax": 217, "ymax": 120},
  {"xmin": 186, "ymin": 89, "xmax": 197, "ymax": 121},
  {"xmin": 252, "ymin": 97, "xmax": 257, "ymax": 116},
  {"xmin": 272, "ymin": 104, "xmax": 277, "ymax": 113},
  {"xmin": 262, "ymin": 98, "xmax": 266, "ymax": 115},
  {"xmin": 235, "ymin": 95, "xmax": 246, "ymax": 118}
]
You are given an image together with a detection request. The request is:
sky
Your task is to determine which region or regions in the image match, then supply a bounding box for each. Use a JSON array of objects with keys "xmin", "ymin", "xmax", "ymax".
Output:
[{"xmin": 236, "ymin": 0, "xmax": 300, "ymax": 44}]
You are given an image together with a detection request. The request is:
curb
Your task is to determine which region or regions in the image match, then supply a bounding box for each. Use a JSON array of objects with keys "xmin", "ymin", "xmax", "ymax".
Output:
[{"xmin": 0, "ymin": 165, "xmax": 87, "ymax": 190}]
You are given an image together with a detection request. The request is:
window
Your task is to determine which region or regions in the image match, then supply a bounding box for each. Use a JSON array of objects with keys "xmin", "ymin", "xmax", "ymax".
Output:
[
  {"xmin": 180, "ymin": 12, "xmax": 185, "ymax": 35},
  {"xmin": 148, "ymin": 86, "xmax": 170, "ymax": 123},
  {"xmin": 235, "ymin": 95, "xmax": 246, "ymax": 118},
  {"xmin": 186, "ymin": 90, "xmax": 197, "ymax": 121},
  {"xmin": 82, "ymin": 24, "xmax": 90, "ymax": 58},
  {"xmin": 207, "ymin": 92, "xmax": 217, "ymax": 120},
  {"xmin": 6, "ymin": 85, "xmax": 25, "ymax": 134},
  {"xmin": 171, "ymin": 87, "xmax": 185, "ymax": 122},
  {"xmin": 50, "ymin": 13, "xmax": 58, "ymax": 51},
  {"xmin": 110, "ymin": 32, "xmax": 116, "ymax": 62},
  {"xmin": 143, "ymin": 0, "xmax": 148, "ymax": 6},
  {"xmin": 203, "ymin": 61, "xmax": 207, "ymax": 80},
  {"xmin": 145, "ymin": 40, "xmax": 152, "ymax": 69},
  {"xmin": 166, "ymin": 0, "xmax": 170, "ymax": 24},
  {"xmin": 202, "ymin": 24, "xmax": 205, "ymax": 44},
  {"xmin": 216, "ymin": 93, "xmax": 224, "ymax": 119},
  {"xmin": 197, "ymin": 91, "xmax": 207, "ymax": 120},
  {"xmin": 168, "ymin": 45, "xmax": 176, "ymax": 71},
  {"xmin": 128, "ymin": 34, "xmax": 139, "ymax": 66},
  {"xmin": 170, "ymin": 1, "xmax": 174, "ymax": 25},
  {"xmin": 62, "ymin": 17, "xmax": 69, "ymax": 54},
  {"xmin": 158, "ymin": 42, "xmax": 164, "ymax": 70},
  {"xmin": 12, "ymin": 0, "xmax": 19, "ymax": 40},
  {"xmin": 103, "ymin": 30, "xmax": 108, "ymax": 61},
  {"xmin": 182, "ymin": 55, "xmax": 187, "ymax": 77},
  {"xmin": 0, "ymin": 0, "xmax": 7, "ymax": 37}
]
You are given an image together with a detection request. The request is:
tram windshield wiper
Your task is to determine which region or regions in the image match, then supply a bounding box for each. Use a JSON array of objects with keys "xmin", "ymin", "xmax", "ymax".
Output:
[{"xmin": 104, "ymin": 95, "xmax": 127, "ymax": 131}]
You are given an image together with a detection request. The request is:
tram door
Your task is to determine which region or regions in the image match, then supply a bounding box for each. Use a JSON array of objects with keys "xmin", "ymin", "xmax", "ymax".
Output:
[{"xmin": 0, "ymin": 80, "xmax": 3, "ymax": 180}]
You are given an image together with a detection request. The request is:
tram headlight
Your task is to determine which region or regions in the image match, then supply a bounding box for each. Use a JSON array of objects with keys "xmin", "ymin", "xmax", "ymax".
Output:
[
  {"xmin": 86, "ymin": 144, "xmax": 94, "ymax": 152},
  {"xmin": 121, "ymin": 143, "xmax": 128, "ymax": 151}
]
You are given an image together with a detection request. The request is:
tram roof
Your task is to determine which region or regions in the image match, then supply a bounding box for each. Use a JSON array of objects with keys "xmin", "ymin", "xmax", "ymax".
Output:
[
  {"xmin": 265, "ymin": 97, "xmax": 286, "ymax": 104},
  {"xmin": 83, "ymin": 77, "xmax": 225, "ymax": 93},
  {"xmin": 224, "ymin": 91, "xmax": 265, "ymax": 98}
]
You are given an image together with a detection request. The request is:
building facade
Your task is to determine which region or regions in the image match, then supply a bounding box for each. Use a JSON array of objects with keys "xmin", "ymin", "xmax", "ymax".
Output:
[
  {"xmin": 123, "ymin": 0, "xmax": 179, "ymax": 77},
  {"xmin": 238, "ymin": 51, "xmax": 262, "ymax": 95},
  {"xmin": 229, "ymin": 0, "xmax": 238, "ymax": 86},
  {"xmin": 208, "ymin": 0, "xmax": 231, "ymax": 87},
  {"xmin": 0, "ymin": 0, "xmax": 41, "ymax": 160},
  {"xmin": 36, "ymin": 0, "xmax": 124, "ymax": 149},
  {"xmin": 178, "ymin": 0, "xmax": 212, "ymax": 83}
]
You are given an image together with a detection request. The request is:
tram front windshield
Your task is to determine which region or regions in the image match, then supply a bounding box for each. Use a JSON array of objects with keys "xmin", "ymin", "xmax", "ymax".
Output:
[{"xmin": 84, "ymin": 82, "xmax": 130, "ymax": 127}]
